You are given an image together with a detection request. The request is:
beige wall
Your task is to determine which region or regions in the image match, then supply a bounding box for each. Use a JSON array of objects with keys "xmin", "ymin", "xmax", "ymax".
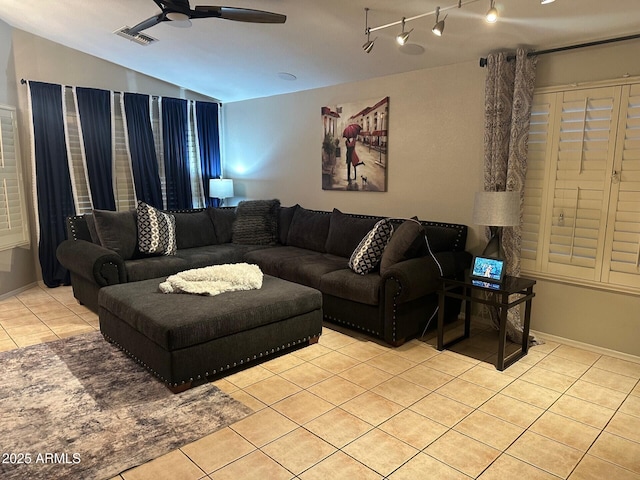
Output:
[{"xmin": 222, "ymin": 40, "xmax": 640, "ymax": 356}]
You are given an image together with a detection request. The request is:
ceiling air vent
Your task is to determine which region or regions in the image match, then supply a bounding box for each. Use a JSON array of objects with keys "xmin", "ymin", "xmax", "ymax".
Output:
[{"xmin": 113, "ymin": 27, "xmax": 158, "ymax": 46}]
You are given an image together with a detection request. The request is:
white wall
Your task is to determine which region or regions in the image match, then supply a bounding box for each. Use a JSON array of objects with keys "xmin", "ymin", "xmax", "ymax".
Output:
[{"xmin": 223, "ymin": 40, "xmax": 640, "ymax": 356}]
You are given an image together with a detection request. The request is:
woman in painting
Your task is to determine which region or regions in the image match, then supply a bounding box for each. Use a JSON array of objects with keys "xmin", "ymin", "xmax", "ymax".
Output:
[{"xmin": 345, "ymin": 137, "xmax": 364, "ymax": 181}]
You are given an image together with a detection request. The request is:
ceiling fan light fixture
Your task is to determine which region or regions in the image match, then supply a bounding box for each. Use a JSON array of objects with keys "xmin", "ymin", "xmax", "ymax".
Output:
[{"xmin": 486, "ymin": 0, "xmax": 498, "ymax": 23}]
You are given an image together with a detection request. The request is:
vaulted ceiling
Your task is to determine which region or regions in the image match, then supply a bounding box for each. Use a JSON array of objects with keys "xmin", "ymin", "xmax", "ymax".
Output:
[{"xmin": 1, "ymin": 0, "xmax": 639, "ymax": 103}]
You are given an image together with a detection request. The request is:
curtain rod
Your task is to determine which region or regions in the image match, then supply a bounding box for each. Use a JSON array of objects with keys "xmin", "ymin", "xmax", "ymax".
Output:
[{"xmin": 479, "ymin": 32, "xmax": 640, "ymax": 67}]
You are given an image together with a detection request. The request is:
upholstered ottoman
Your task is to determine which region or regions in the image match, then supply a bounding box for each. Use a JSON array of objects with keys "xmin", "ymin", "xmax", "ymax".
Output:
[{"xmin": 98, "ymin": 275, "xmax": 323, "ymax": 392}]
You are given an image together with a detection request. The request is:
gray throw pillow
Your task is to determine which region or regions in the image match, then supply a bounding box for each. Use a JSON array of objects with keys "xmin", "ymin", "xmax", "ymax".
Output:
[
  {"xmin": 380, "ymin": 219, "xmax": 425, "ymax": 274},
  {"xmin": 93, "ymin": 209, "xmax": 138, "ymax": 260},
  {"xmin": 349, "ymin": 219, "xmax": 394, "ymax": 275},
  {"xmin": 325, "ymin": 208, "xmax": 378, "ymax": 258},
  {"xmin": 232, "ymin": 199, "xmax": 280, "ymax": 245},
  {"xmin": 136, "ymin": 201, "xmax": 177, "ymax": 256}
]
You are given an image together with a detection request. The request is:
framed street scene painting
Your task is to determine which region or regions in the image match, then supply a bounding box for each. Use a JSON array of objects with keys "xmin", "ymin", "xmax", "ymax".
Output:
[{"xmin": 321, "ymin": 96, "xmax": 388, "ymax": 191}]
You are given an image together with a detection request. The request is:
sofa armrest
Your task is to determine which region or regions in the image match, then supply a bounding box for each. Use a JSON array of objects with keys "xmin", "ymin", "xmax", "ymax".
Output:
[{"xmin": 57, "ymin": 239, "xmax": 127, "ymax": 287}]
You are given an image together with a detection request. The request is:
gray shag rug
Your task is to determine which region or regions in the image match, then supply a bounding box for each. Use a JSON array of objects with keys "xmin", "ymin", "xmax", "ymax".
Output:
[{"xmin": 0, "ymin": 331, "xmax": 252, "ymax": 480}]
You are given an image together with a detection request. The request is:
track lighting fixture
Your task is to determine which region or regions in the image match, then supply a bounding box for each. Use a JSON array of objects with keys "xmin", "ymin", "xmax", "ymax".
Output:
[
  {"xmin": 396, "ymin": 18, "xmax": 413, "ymax": 46},
  {"xmin": 485, "ymin": 0, "xmax": 498, "ymax": 23},
  {"xmin": 363, "ymin": 35, "xmax": 375, "ymax": 53},
  {"xmin": 432, "ymin": 7, "xmax": 447, "ymax": 36},
  {"xmin": 362, "ymin": 7, "xmax": 376, "ymax": 53}
]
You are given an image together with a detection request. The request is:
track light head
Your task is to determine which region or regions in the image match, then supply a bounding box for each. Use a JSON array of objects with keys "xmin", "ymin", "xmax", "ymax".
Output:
[
  {"xmin": 363, "ymin": 38, "xmax": 375, "ymax": 53},
  {"xmin": 396, "ymin": 18, "xmax": 413, "ymax": 45},
  {"xmin": 432, "ymin": 7, "xmax": 447, "ymax": 36},
  {"xmin": 486, "ymin": 0, "xmax": 498, "ymax": 23}
]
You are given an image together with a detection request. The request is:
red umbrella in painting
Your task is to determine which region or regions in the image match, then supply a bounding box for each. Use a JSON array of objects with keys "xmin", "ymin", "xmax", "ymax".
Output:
[{"xmin": 342, "ymin": 123, "xmax": 362, "ymax": 138}]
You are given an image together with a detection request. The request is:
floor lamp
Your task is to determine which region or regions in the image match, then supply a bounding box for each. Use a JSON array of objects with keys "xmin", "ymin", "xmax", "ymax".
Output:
[
  {"xmin": 472, "ymin": 191, "xmax": 520, "ymax": 258},
  {"xmin": 209, "ymin": 178, "xmax": 234, "ymax": 206}
]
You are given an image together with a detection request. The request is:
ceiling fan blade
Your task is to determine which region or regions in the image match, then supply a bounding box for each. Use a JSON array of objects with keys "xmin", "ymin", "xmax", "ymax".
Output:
[
  {"xmin": 128, "ymin": 13, "xmax": 166, "ymax": 34},
  {"xmin": 193, "ymin": 6, "xmax": 286, "ymax": 23}
]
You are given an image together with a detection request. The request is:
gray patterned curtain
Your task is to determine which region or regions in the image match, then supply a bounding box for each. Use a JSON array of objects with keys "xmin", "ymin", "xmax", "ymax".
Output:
[{"xmin": 483, "ymin": 49, "xmax": 538, "ymax": 343}]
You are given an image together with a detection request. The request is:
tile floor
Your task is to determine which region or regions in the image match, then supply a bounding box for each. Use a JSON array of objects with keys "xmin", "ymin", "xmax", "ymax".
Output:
[{"xmin": 1, "ymin": 285, "xmax": 640, "ymax": 479}]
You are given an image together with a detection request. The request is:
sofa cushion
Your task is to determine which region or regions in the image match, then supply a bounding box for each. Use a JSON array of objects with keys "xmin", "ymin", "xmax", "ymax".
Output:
[
  {"xmin": 380, "ymin": 220, "xmax": 425, "ymax": 274},
  {"xmin": 93, "ymin": 209, "xmax": 138, "ymax": 260},
  {"xmin": 84, "ymin": 214, "xmax": 100, "ymax": 244},
  {"xmin": 278, "ymin": 253, "xmax": 348, "ymax": 289},
  {"xmin": 232, "ymin": 199, "xmax": 280, "ymax": 245},
  {"xmin": 349, "ymin": 219, "xmax": 394, "ymax": 275},
  {"xmin": 245, "ymin": 245, "xmax": 318, "ymax": 277},
  {"xmin": 172, "ymin": 210, "xmax": 217, "ymax": 249},
  {"xmin": 286, "ymin": 206, "xmax": 330, "ymax": 252},
  {"xmin": 136, "ymin": 201, "xmax": 177, "ymax": 256},
  {"xmin": 320, "ymin": 269, "xmax": 381, "ymax": 305},
  {"xmin": 278, "ymin": 204, "xmax": 299, "ymax": 245},
  {"xmin": 325, "ymin": 209, "xmax": 378, "ymax": 258},
  {"xmin": 208, "ymin": 207, "xmax": 236, "ymax": 244}
]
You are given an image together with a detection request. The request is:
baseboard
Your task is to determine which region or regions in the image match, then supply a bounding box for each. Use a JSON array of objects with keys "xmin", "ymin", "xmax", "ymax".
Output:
[
  {"xmin": 0, "ymin": 282, "xmax": 38, "ymax": 302},
  {"xmin": 531, "ymin": 329, "xmax": 640, "ymax": 365}
]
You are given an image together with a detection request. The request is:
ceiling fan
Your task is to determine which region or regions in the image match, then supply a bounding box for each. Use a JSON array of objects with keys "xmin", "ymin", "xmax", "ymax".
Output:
[{"xmin": 127, "ymin": 0, "xmax": 287, "ymax": 35}]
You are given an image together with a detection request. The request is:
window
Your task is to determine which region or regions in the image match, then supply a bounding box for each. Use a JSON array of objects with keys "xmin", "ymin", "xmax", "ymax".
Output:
[
  {"xmin": 522, "ymin": 79, "xmax": 640, "ymax": 292},
  {"xmin": 0, "ymin": 105, "xmax": 29, "ymax": 250}
]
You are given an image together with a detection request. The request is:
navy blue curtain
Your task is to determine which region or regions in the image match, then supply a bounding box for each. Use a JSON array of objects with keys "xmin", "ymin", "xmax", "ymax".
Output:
[
  {"xmin": 195, "ymin": 101, "xmax": 221, "ymax": 207},
  {"xmin": 76, "ymin": 87, "xmax": 116, "ymax": 210},
  {"xmin": 29, "ymin": 81, "xmax": 75, "ymax": 287},
  {"xmin": 162, "ymin": 98, "xmax": 192, "ymax": 209},
  {"xmin": 123, "ymin": 92, "xmax": 163, "ymax": 209}
]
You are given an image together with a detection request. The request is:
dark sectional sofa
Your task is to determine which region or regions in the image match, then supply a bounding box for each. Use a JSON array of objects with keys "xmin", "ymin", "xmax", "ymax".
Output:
[{"xmin": 57, "ymin": 202, "xmax": 471, "ymax": 346}]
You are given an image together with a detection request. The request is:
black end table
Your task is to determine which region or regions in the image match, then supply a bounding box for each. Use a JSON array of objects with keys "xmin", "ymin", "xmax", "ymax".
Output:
[{"xmin": 436, "ymin": 275, "xmax": 536, "ymax": 371}]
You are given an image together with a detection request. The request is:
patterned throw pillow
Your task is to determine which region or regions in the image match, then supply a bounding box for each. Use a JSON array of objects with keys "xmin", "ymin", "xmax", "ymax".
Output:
[
  {"xmin": 136, "ymin": 201, "xmax": 177, "ymax": 256},
  {"xmin": 348, "ymin": 219, "xmax": 394, "ymax": 275}
]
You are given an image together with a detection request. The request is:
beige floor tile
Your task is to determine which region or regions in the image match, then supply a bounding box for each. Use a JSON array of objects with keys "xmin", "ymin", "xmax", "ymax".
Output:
[
  {"xmin": 243, "ymin": 374, "xmax": 301, "ymax": 405},
  {"xmin": 261, "ymin": 427, "xmax": 336, "ymax": 475},
  {"xmin": 390, "ymin": 341, "xmax": 440, "ymax": 363},
  {"xmin": 55, "ymin": 325, "xmax": 96, "ymax": 338},
  {"xmin": 500, "ymin": 378, "xmax": 562, "ymax": 409},
  {"xmin": 0, "ymin": 326, "xmax": 9, "ymax": 341},
  {"xmin": 507, "ymin": 431, "xmax": 583, "ymax": 478},
  {"xmin": 399, "ymin": 364, "xmax": 454, "ymax": 391},
  {"xmin": 225, "ymin": 365, "xmax": 274, "ymax": 388},
  {"xmin": 409, "ymin": 392, "xmax": 474, "ymax": 428},
  {"xmin": 32, "ymin": 304, "xmax": 76, "ymax": 321},
  {"xmin": 318, "ymin": 331, "xmax": 359, "ymax": 349},
  {"xmin": 454, "ymin": 410, "xmax": 524, "ymax": 450},
  {"xmin": 370, "ymin": 376, "xmax": 429, "ymax": 407},
  {"xmin": 425, "ymin": 430, "xmax": 500, "ymax": 478},
  {"xmin": 569, "ymin": 454, "xmax": 640, "ymax": 480},
  {"xmin": 519, "ymin": 365, "xmax": 577, "ymax": 393},
  {"xmin": 436, "ymin": 378, "xmax": 495, "ymax": 408},
  {"xmin": 495, "ymin": 358, "xmax": 534, "ymax": 378},
  {"xmin": 272, "ymin": 390, "xmax": 333, "ymax": 424},
  {"xmin": 565, "ymin": 379, "xmax": 628, "ymax": 410},
  {"xmin": 309, "ymin": 350, "xmax": 361, "ymax": 374},
  {"xmin": 549, "ymin": 394, "xmax": 615, "ymax": 429},
  {"xmin": 4, "ymin": 321, "xmax": 53, "ymax": 337},
  {"xmin": 632, "ymin": 382, "xmax": 640, "ymax": 397},
  {"xmin": 230, "ymin": 408, "xmax": 297, "ymax": 448},
  {"xmin": 337, "ymin": 340, "xmax": 387, "ymax": 362},
  {"xmin": 593, "ymin": 356, "xmax": 640, "ymax": 379},
  {"xmin": 588, "ymin": 432, "xmax": 640, "ymax": 474},
  {"xmin": 261, "ymin": 352, "xmax": 306, "ymax": 374},
  {"xmin": 278, "ymin": 362, "xmax": 333, "ymax": 388},
  {"xmin": 479, "ymin": 394, "xmax": 544, "ymax": 428},
  {"xmin": 229, "ymin": 390, "xmax": 266, "ymax": 412},
  {"xmin": 342, "ymin": 428, "xmax": 419, "ymax": 477},
  {"xmin": 0, "ymin": 311, "xmax": 45, "ymax": 328},
  {"xmin": 459, "ymin": 365, "xmax": 515, "ymax": 391},
  {"xmin": 365, "ymin": 352, "xmax": 416, "ymax": 375},
  {"xmin": 619, "ymin": 395, "xmax": 640, "ymax": 418},
  {"xmin": 478, "ymin": 453, "xmax": 560, "ymax": 480},
  {"xmin": 181, "ymin": 427, "xmax": 255, "ymax": 474},
  {"xmin": 298, "ymin": 451, "xmax": 382, "ymax": 480},
  {"xmin": 289, "ymin": 342, "xmax": 332, "ymax": 361},
  {"xmin": 210, "ymin": 378, "xmax": 238, "ymax": 394},
  {"xmin": 529, "ymin": 411, "xmax": 600, "ymax": 451},
  {"xmin": 211, "ymin": 450, "xmax": 293, "ymax": 480},
  {"xmin": 0, "ymin": 297, "xmax": 25, "ymax": 312},
  {"xmin": 341, "ymin": 391, "xmax": 404, "ymax": 426},
  {"xmin": 13, "ymin": 332, "xmax": 59, "ymax": 347},
  {"xmin": 388, "ymin": 452, "xmax": 471, "ymax": 480},
  {"xmin": 0, "ymin": 338, "xmax": 18, "ymax": 352},
  {"xmin": 422, "ymin": 352, "xmax": 476, "ymax": 376},
  {"xmin": 307, "ymin": 375, "xmax": 365, "ymax": 405},
  {"xmin": 581, "ymin": 367, "xmax": 638, "ymax": 393},
  {"xmin": 379, "ymin": 409, "xmax": 448, "ymax": 450},
  {"xmin": 121, "ymin": 450, "xmax": 204, "ymax": 480},
  {"xmin": 536, "ymin": 355, "xmax": 592, "ymax": 378},
  {"xmin": 305, "ymin": 407, "xmax": 373, "ymax": 448},
  {"xmin": 338, "ymin": 363, "xmax": 392, "ymax": 389},
  {"xmin": 549, "ymin": 344, "xmax": 601, "ymax": 366},
  {"xmin": 605, "ymin": 411, "xmax": 640, "ymax": 443}
]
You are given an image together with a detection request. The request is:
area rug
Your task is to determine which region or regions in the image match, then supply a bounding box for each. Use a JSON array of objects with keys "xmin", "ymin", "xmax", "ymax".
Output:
[{"xmin": 0, "ymin": 331, "xmax": 252, "ymax": 480}]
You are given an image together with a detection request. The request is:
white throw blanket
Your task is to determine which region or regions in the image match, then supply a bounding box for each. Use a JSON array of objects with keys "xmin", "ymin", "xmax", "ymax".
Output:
[{"xmin": 158, "ymin": 263, "xmax": 263, "ymax": 296}]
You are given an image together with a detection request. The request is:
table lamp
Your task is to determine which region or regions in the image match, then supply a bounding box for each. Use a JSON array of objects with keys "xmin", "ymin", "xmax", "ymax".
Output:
[
  {"xmin": 472, "ymin": 191, "xmax": 520, "ymax": 258},
  {"xmin": 209, "ymin": 178, "xmax": 234, "ymax": 206}
]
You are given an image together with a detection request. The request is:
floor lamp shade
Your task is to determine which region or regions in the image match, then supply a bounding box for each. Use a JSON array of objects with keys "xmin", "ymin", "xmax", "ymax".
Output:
[
  {"xmin": 472, "ymin": 191, "xmax": 520, "ymax": 227},
  {"xmin": 209, "ymin": 178, "xmax": 234, "ymax": 200}
]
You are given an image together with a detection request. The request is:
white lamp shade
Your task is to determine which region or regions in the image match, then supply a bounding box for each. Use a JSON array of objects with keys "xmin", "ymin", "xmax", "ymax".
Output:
[
  {"xmin": 209, "ymin": 178, "xmax": 234, "ymax": 199},
  {"xmin": 472, "ymin": 191, "xmax": 520, "ymax": 226}
]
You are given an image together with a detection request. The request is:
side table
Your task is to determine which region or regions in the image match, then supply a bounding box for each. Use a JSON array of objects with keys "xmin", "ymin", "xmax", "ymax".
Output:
[{"xmin": 436, "ymin": 275, "xmax": 536, "ymax": 371}]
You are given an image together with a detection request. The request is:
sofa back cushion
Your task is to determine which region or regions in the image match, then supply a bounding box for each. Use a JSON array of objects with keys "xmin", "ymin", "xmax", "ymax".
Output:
[
  {"xmin": 93, "ymin": 209, "xmax": 139, "ymax": 260},
  {"xmin": 380, "ymin": 219, "xmax": 425, "ymax": 274},
  {"xmin": 172, "ymin": 209, "xmax": 217, "ymax": 249},
  {"xmin": 286, "ymin": 206, "xmax": 330, "ymax": 252},
  {"xmin": 278, "ymin": 204, "xmax": 299, "ymax": 245},
  {"xmin": 207, "ymin": 207, "xmax": 236, "ymax": 244},
  {"xmin": 325, "ymin": 209, "xmax": 378, "ymax": 258},
  {"xmin": 232, "ymin": 199, "xmax": 280, "ymax": 245}
]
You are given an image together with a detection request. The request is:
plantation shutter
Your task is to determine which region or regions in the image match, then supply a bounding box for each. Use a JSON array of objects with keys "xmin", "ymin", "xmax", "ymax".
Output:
[
  {"xmin": 603, "ymin": 83, "xmax": 640, "ymax": 288},
  {"xmin": 540, "ymin": 87, "xmax": 620, "ymax": 281},
  {"xmin": 0, "ymin": 105, "xmax": 29, "ymax": 250},
  {"xmin": 65, "ymin": 92, "xmax": 93, "ymax": 214},
  {"xmin": 113, "ymin": 93, "xmax": 137, "ymax": 211}
]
